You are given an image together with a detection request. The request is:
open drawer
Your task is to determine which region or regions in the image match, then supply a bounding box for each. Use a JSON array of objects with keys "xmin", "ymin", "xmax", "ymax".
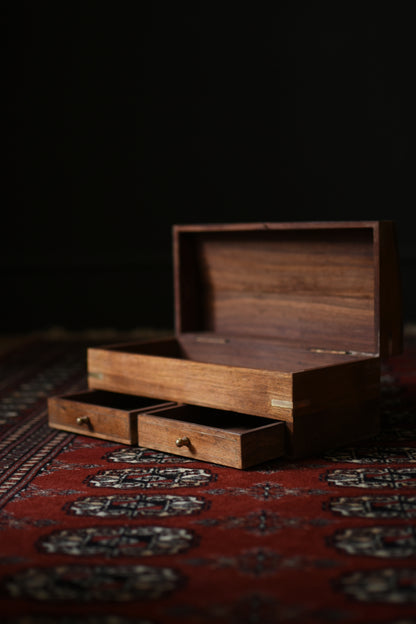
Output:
[
  {"xmin": 48, "ymin": 391, "xmax": 285, "ymax": 468},
  {"xmin": 48, "ymin": 390, "xmax": 174, "ymax": 445},
  {"xmin": 48, "ymin": 222, "xmax": 402, "ymax": 466},
  {"xmin": 138, "ymin": 404, "xmax": 286, "ymax": 469}
]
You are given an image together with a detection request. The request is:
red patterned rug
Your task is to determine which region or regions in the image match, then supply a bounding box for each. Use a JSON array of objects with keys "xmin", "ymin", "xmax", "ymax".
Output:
[{"xmin": 1, "ymin": 337, "xmax": 416, "ymax": 623}]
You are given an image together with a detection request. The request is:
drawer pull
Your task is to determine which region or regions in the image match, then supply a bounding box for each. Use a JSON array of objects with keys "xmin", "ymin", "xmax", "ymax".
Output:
[
  {"xmin": 176, "ymin": 436, "xmax": 190, "ymax": 448},
  {"xmin": 76, "ymin": 416, "xmax": 90, "ymax": 426}
]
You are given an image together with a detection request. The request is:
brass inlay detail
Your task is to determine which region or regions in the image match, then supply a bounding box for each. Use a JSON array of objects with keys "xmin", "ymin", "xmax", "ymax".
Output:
[
  {"xmin": 88, "ymin": 372, "xmax": 104, "ymax": 380},
  {"xmin": 271, "ymin": 399, "xmax": 293, "ymax": 409}
]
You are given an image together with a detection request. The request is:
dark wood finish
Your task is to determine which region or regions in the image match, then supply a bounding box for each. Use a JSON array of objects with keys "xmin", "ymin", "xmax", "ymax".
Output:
[
  {"xmin": 138, "ymin": 405, "xmax": 286, "ymax": 468},
  {"xmin": 289, "ymin": 357, "xmax": 381, "ymax": 456},
  {"xmin": 174, "ymin": 221, "xmax": 402, "ymax": 357},
  {"xmin": 287, "ymin": 398, "xmax": 380, "ymax": 458},
  {"xmin": 51, "ymin": 222, "xmax": 403, "ymax": 466},
  {"xmin": 87, "ymin": 345, "xmax": 294, "ymax": 420},
  {"xmin": 87, "ymin": 341, "xmax": 380, "ymax": 455},
  {"xmin": 48, "ymin": 390, "xmax": 173, "ymax": 444}
]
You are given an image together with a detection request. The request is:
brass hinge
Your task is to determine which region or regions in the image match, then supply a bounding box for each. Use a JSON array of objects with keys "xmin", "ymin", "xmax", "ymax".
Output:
[
  {"xmin": 308, "ymin": 347, "xmax": 374, "ymax": 357},
  {"xmin": 195, "ymin": 336, "xmax": 230, "ymax": 344},
  {"xmin": 309, "ymin": 347, "xmax": 351, "ymax": 355}
]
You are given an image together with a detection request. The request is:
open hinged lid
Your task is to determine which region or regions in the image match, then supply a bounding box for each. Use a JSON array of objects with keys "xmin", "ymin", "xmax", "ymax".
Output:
[{"xmin": 173, "ymin": 221, "xmax": 402, "ymax": 358}]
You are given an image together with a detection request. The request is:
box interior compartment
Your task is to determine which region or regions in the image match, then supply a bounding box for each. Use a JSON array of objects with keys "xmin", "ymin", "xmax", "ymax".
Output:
[{"xmin": 105, "ymin": 335, "xmax": 366, "ymax": 373}]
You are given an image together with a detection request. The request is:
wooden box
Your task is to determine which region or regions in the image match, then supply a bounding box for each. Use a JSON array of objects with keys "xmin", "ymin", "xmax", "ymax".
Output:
[{"xmin": 49, "ymin": 221, "xmax": 402, "ymax": 466}]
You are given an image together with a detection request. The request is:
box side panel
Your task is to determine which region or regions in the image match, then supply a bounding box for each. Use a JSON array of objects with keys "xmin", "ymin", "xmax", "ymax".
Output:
[
  {"xmin": 174, "ymin": 229, "xmax": 203, "ymax": 335},
  {"xmin": 288, "ymin": 358, "xmax": 381, "ymax": 457},
  {"xmin": 240, "ymin": 422, "xmax": 286, "ymax": 468},
  {"xmin": 286, "ymin": 397, "xmax": 379, "ymax": 458},
  {"xmin": 87, "ymin": 348, "xmax": 293, "ymax": 421},
  {"xmin": 293, "ymin": 357, "xmax": 380, "ymax": 415}
]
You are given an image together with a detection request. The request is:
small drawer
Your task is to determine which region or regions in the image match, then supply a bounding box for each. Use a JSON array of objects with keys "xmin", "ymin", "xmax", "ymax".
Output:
[
  {"xmin": 138, "ymin": 404, "xmax": 286, "ymax": 469},
  {"xmin": 48, "ymin": 390, "xmax": 174, "ymax": 444}
]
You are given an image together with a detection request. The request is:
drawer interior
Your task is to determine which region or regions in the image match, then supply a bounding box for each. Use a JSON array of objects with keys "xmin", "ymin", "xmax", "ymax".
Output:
[
  {"xmin": 149, "ymin": 404, "xmax": 281, "ymax": 434},
  {"xmin": 138, "ymin": 403, "xmax": 286, "ymax": 468},
  {"xmin": 59, "ymin": 390, "xmax": 166, "ymax": 412}
]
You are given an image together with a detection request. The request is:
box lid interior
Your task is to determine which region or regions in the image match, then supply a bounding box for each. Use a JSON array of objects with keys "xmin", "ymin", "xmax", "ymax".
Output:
[{"xmin": 174, "ymin": 222, "xmax": 402, "ymax": 358}]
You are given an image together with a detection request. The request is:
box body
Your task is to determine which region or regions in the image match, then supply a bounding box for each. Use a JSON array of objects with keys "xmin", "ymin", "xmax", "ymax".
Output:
[
  {"xmin": 85, "ymin": 221, "xmax": 402, "ymax": 460},
  {"xmin": 48, "ymin": 222, "xmax": 402, "ymax": 465},
  {"xmin": 86, "ymin": 338, "xmax": 381, "ymax": 457}
]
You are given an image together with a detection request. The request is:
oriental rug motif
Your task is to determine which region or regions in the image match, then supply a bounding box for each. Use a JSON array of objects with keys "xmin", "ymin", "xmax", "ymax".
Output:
[{"xmin": 0, "ymin": 337, "xmax": 416, "ymax": 623}]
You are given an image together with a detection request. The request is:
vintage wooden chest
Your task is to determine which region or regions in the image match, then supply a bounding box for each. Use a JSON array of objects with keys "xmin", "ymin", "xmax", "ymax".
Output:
[{"xmin": 48, "ymin": 221, "xmax": 402, "ymax": 467}]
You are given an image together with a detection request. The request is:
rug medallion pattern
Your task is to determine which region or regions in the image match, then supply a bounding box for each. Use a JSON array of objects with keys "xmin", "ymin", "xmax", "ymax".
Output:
[{"xmin": 1, "ymin": 339, "xmax": 416, "ymax": 623}]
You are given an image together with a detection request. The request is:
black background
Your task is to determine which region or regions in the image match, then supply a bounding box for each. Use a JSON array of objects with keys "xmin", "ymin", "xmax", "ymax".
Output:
[{"xmin": 3, "ymin": 3, "xmax": 415, "ymax": 333}]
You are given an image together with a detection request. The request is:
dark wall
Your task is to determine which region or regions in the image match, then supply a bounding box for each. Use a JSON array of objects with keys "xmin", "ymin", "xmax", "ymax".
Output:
[{"xmin": 3, "ymin": 3, "xmax": 415, "ymax": 333}]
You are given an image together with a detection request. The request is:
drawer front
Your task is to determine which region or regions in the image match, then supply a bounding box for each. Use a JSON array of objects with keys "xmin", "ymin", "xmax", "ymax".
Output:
[
  {"xmin": 138, "ymin": 406, "xmax": 286, "ymax": 469},
  {"xmin": 48, "ymin": 391, "xmax": 173, "ymax": 445}
]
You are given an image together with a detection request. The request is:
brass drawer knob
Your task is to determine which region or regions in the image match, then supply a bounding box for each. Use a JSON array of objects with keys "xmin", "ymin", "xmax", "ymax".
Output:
[
  {"xmin": 76, "ymin": 416, "xmax": 90, "ymax": 426},
  {"xmin": 176, "ymin": 436, "xmax": 190, "ymax": 448}
]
